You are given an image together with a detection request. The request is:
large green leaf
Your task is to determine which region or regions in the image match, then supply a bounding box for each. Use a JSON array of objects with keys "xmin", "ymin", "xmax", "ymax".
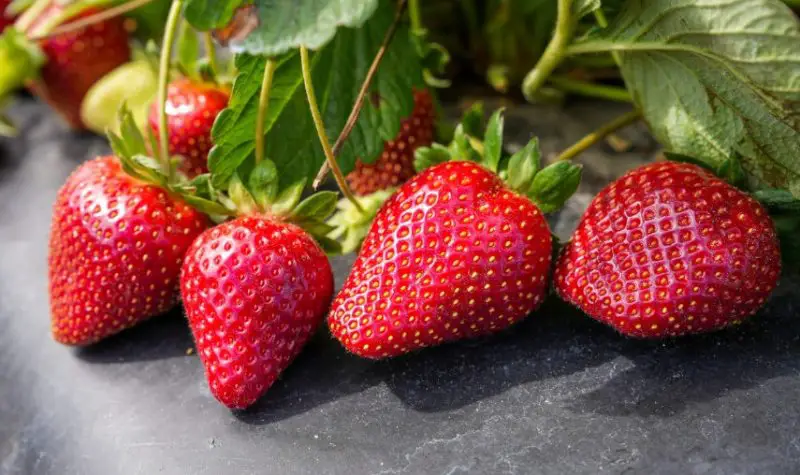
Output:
[
  {"xmin": 576, "ymin": 0, "xmax": 800, "ymax": 196},
  {"xmin": 208, "ymin": 3, "xmax": 423, "ymax": 189},
  {"xmin": 183, "ymin": 0, "xmax": 245, "ymax": 31},
  {"xmin": 185, "ymin": 0, "xmax": 380, "ymax": 56}
]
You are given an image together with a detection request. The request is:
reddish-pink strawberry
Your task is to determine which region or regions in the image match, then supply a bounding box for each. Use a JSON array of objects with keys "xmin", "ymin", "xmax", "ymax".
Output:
[
  {"xmin": 329, "ymin": 161, "xmax": 553, "ymax": 359},
  {"xmin": 48, "ymin": 156, "xmax": 209, "ymax": 345},
  {"xmin": 0, "ymin": 0, "xmax": 16, "ymax": 32},
  {"xmin": 180, "ymin": 216, "xmax": 334, "ymax": 409},
  {"xmin": 554, "ymin": 161, "xmax": 781, "ymax": 338},
  {"xmin": 28, "ymin": 4, "xmax": 131, "ymax": 128},
  {"xmin": 148, "ymin": 78, "xmax": 229, "ymax": 178},
  {"xmin": 346, "ymin": 89, "xmax": 435, "ymax": 195}
]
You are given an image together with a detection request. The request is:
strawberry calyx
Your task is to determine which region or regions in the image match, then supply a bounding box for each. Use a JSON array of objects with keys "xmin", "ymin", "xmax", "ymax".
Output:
[
  {"xmin": 415, "ymin": 103, "xmax": 583, "ymax": 213},
  {"xmin": 0, "ymin": 27, "xmax": 44, "ymax": 135},
  {"xmin": 327, "ymin": 188, "xmax": 395, "ymax": 253}
]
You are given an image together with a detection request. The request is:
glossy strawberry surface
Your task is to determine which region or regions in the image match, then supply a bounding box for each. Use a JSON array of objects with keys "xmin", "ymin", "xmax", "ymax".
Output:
[
  {"xmin": 148, "ymin": 78, "xmax": 230, "ymax": 178},
  {"xmin": 330, "ymin": 161, "xmax": 552, "ymax": 359},
  {"xmin": 181, "ymin": 216, "xmax": 334, "ymax": 409},
  {"xmin": 555, "ymin": 161, "xmax": 781, "ymax": 338},
  {"xmin": 346, "ymin": 89, "xmax": 435, "ymax": 195},
  {"xmin": 48, "ymin": 156, "xmax": 209, "ymax": 345},
  {"xmin": 29, "ymin": 5, "xmax": 131, "ymax": 128}
]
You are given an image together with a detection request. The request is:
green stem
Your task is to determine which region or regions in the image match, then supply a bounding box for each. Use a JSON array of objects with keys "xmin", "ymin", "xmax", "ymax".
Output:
[
  {"xmin": 591, "ymin": 8, "xmax": 623, "ymax": 66},
  {"xmin": 555, "ymin": 109, "xmax": 642, "ymax": 162},
  {"xmin": 299, "ymin": 47, "xmax": 365, "ymax": 214},
  {"xmin": 254, "ymin": 59, "xmax": 277, "ymax": 166},
  {"xmin": 522, "ymin": 0, "xmax": 574, "ymax": 101},
  {"xmin": 548, "ymin": 75, "xmax": 631, "ymax": 102},
  {"xmin": 203, "ymin": 32, "xmax": 218, "ymax": 79},
  {"xmin": 157, "ymin": 0, "xmax": 184, "ymax": 181},
  {"xmin": 408, "ymin": 0, "xmax": 422, "ymax": 32},
  {"xmin": 28, "ymin": 0, "xmax": 155, "ymax": 39}
]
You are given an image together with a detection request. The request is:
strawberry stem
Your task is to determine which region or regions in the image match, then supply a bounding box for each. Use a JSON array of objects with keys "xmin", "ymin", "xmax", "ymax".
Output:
[
  {"xmin": 555, "ymin": 109, "xmax": 641, "ymax": 162},
  {"xmin": 27, "ymin": 0, "xmax": 155, "ymax": 40},
  {"xmin": 299, "ymin": 46, "xmax": 365, "ymax": 214},
  {"xmin": 14, "ymin": 0, "xmax": 50, "ymax": 33},
  {"xmin": 311, "ymin": 0, "xmax": 408, "ymax": 189},
  {"xmin": 254, "ymin": 59, "xmax": 277, "ymax": 166},
  {"xmin": 548, "ymin": 76, "xmax": 631, "ymax": 103},
  {"xmin": 521, "ymin": 0, "xmax": 574, "ymax": 101},
  {"xmin": 156, "ymin": 0, "xmax": 184, "ymax": 182},
  {"xmin": 203, "ymin": 32, "xmax": 218, "ymax": 78}
]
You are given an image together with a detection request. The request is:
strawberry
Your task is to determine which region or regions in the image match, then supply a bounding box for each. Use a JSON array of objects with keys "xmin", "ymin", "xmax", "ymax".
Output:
[
  {"xmin": 345, "ymin": 89, "xmax": 435, "ymax": 195},
  {"xmin": 27, "ymin": 4, "xmax": 132, "ymax": 128},
  {"xmin": 181, "ymin": 216, "xmax": 334, "ymax": 409},
  {"xmin": 48, "ymin": 156, "xmax": 209, "ymax": 345},
  {"xmin": 554, "ymin": 161, "xmax": 781, "ymax": 338},
  {"xmin": 0, "ymin": 0, "xmax": 16, "ymax": 32},
  {"xmin": 148, "ymin": 78, "xmax": 230, "ymax": 178}
]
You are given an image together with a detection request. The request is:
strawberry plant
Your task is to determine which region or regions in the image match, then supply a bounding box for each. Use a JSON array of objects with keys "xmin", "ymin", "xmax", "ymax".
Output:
[{"xmin": 2, "ymin": 0, "xmax": 797, "ymax": 408}]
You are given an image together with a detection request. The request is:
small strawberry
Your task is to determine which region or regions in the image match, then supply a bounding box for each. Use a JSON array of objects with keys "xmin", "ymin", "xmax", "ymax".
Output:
[
  {"xmin": 148, "ymin": 78, "xmax": 229, "ymax": 178},
  {"xmin": 329, "ymin": 111, "xmax": 581, "ymax": 358},
  {"xmin": 345, "ymin": 89, "xmax": 435, "ymax": 195},
  {"xmin": 554, "ymin": 161, "xmax": 781, "ymax": 338},
  {"xmin": 180, "ymin": 160, "xmax": 338, "ymax": 409},
  {"xmin": 0, "ymin": 0, "xmax": 16, "ymax": 32},
  {"xmin": 48, "ymin": 156, "xmax": 209, "ymax": 345},
  {"xmin": 27, "ymin": 4, "xmax": 132, "ymax": 128}
]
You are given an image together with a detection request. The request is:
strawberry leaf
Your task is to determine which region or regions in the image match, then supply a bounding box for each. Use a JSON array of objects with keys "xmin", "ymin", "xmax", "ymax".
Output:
[
  {"xmin": 190, "ymin": 0, "xmax": 380, "ymax": 56},
  {"xmin": 527, "ymin": 162, "xmax": 583, "ymax": 214},
  {"xmin": 505, "ymin": 138, "xmax": 541, "ymax": 193},
  {"xmin": 577, "ymin": 0, "xmax": 800, "ymax": 197},
  {"xmin": 208, "ymin": 3, "xmax": 423, "ymax": 189},
  {"xmin": 183, "ymin": 0, "xmax": 246, "ymax": 30},
  {"xmin": 483, "ymin": 108, "xmax": 505, "ymax": 173},
  {"xmin": 291, "ymin": 191, "xmax": 339, "ymax": 222}
]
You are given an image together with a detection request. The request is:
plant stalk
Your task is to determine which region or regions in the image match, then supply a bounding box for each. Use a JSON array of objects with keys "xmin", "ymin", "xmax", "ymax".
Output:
[
  {"xmin": 156, "ymin": 0, "xmax": 184, "ymax": 181},
  {"xmin": 28, "ymin": 0, "xmax": 155, "ymax": 40},
  {"xmin": 548, "ymin": 75, "xmax": 631, "ymax": 102},
  {"xmin": 299, "ymin": 46, "xmax": 365, "ymax": 214},
  {"xmin": 522, "ymin": 0, "xmax": 574, "ymax": 101},
  {"xmin": 254, "ymin": 59, "xmax": 277, "ymax": 166},
  {"xmin": 556, "ymin": 109, "xmax": 642, "ymax": 162},
  {"xmin": 203, "ymin": 32, "xmax": 218, "ymax": 78},
  {"xmin": 312, "ymin": 0, "xmax": 408, "ymax": 189}
]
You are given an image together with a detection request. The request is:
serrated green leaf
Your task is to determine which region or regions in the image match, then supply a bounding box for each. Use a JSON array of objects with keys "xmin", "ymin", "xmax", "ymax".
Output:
[
  {"xmin": 528, "ymin": 162, "xmax": 582, "ymax": 213},
  {"xmin": 578, "ymin": 0, "xmax": 800, "ymax": 197},
  {"xmin": 225, "ymin": 0, "xmax": 379, "ymax": 56},
  {"xmin": 291, "ymin": 191, "xmax": 339, "ymax": 221},
  {"xmin": 183, "ymin": 0, "xmax": 245, "ymax": 30},
  {"xmin": 414, "ymin": 144, "xmax": 451, "ymax": 172},
  {"xmin": 208, "ymin": 4, "xmax": 424, "ymax": 190},
  {"xmin": 505, "ymin": 137, "xmax": 541, "ymax": 193},
  {"xmin": 483, "ymin": 108, "xmax": 505, "ymax": 172},
  {"xmin": 663, "ymin": 151, "xmax": 717, "ymax": 172}
]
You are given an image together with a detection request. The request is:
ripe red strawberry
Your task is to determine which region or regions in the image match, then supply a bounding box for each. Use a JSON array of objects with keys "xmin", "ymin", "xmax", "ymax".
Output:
[
  {"xmin": 48, "ymin": 156, "xmax": 209, "ymax": 345},
  {"xmin": 27, "ymin": 4, "xmax": 132, "ymax": 128},
  {"xmin": 554, "ymin": 161, "xmax": 781, "ymax": 338},
  {"xmin": 181, "ymin": 216, "xmax": 334, "ymax": 409},
  {"xmin": 346, "ymin": 89, "xmax": 435, "ymax": 195},
  {"xmin": 148, "ymin": 78, "xmax": 230, "ymax": 178},
  {"xmin": 1, "ymin": 0, "xmax": 16, "ymax": 32},
  {"xmin": 329, "ymin": 161, "xmax": 553, "ymax": 359}
]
